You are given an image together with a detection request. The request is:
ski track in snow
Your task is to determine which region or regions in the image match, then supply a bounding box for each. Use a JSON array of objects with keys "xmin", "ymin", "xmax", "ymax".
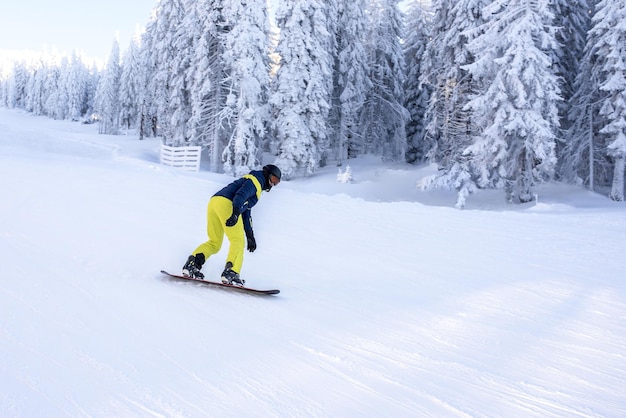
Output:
[{"xmin": 1, "ymin": 109, "xmax": 625, "ymax": 417}]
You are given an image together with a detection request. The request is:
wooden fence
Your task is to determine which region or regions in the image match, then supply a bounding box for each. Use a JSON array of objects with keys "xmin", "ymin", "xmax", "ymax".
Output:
[{"xmin": 160, "ymin": 144, "xmax": 202, "ymax": 172}]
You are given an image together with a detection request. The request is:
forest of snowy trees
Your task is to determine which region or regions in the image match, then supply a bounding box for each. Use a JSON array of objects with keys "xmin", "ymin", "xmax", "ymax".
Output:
[{"xmin": 1, "ymin": 0, "xmax": 625, "ymax": 206}]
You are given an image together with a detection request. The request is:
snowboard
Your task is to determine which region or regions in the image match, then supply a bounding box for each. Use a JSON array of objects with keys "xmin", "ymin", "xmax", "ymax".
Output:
[{"xmin": 160, "ymin": 270, "xmax": 280, "ymax": 295}]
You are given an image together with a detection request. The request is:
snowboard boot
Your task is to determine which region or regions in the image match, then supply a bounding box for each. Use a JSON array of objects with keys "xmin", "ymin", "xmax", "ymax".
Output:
[
  {"xmin": 221, "ymin": 262, "xmax": 245, "ymax": 286},
  {"xmin": 182, "ymin": 254, "xmax": 205, "ymax": 279}
]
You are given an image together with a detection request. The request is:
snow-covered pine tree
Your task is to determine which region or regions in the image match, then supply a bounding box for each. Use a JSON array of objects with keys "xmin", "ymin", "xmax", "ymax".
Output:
[
  {"xmin": 186, "ymin": 0, "xmax": 233, "ymax": 172},
  {"xmin": 463, "ymin": 0, "xmax": 561, "ymax": 204},
  {"xmin": 271, "ymin": 0, "xmax": 334, "ymax": 178},
  {"xmin": 94, "ymin": 39, "xmax": 122, "ymax": 135},
  {"xmin": 404, "ymin": 0, "xmax": 432, "ymax": 164},
  {"xmin": 3, "ymin": 52, "xmax": 93, "ymax": 122},
  {"xmin": 25, "ymin": 57, "xmax": 47, "ymax": 116},
  {"xmin": 184, "ymin": 0, "xmax": 213, "ymax": 147},
  {"xmin": 137, "ymin": 12, "xmax": 159, "ymax": 139},
  {"xmin": 417, "ymin": 0, "xmax": 488, "ymax": 208},
  {"xmin": 592, "ymin": 0, "xmax": 626, "ymax": 201},
  {"xmin": 552, "ymin": 0, "xmax": 593, "ymax": 135},
  {"xmin": 420, "ymin": 0, "xmax": 485, "ymax": 169},
  {"xmin": 0, "ymin": 61, "xmax": 8, "ymax": 106},
  {"xmin": 419, "ymin": 0, "xmax": 450, "ymax": 152},
  {"xmin": 84, "ymin": 63, "xmax": 100, "ymax": 121},
  {"xmin": 166, "ymin": 0, "xmax": 196, "ymax": 146},
  {"xmin": 119, "ymin": 31, "xmax": 143, "ymax": 131},
  {"xmin": 23, "ymin": 61, "xmax": 36, "ymax": 113},
  {"xmin": 143, "ymin": 0, "xmax": 186, "ymax": 140},
  {"xmin": 43, "ymin": 55, "xmax": 63, "ymax": 120},
  {"xmin": 53, "ymin": 56, "xmax": 70, "ymax": 120},
  {"xmin": 183, "ymin": 0, "xmax": 213, "ymax": 147},
  {"xmin": 221, "ymin": 0, "xmax": 271, "ymax": 176},
  {"xmin": 329, "ymin": 0, "xmax": 370, "ymax": 166},
  {"xmin": 66, "ymin": 52, "xmax": 89, "ymax": 121},
  {"xmin": 360, "ymin": 0, "xmax": 408, "ymax": 161},
  {"xmin": 560, "ymin": 2, "xmax": 603, "ymax": 189},
  {"xmin": 6, "ymin": 60, "xmax": 29, "ymax": 109}
]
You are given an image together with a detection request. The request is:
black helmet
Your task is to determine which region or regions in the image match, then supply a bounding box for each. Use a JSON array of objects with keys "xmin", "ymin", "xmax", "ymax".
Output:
[
  {"xmin": 262, "ymin": 164, "xmax": 281, "ymax": 191},
  {"xmin": 263, "ymin": 164, "xmax": 281, "ymax": 181}
]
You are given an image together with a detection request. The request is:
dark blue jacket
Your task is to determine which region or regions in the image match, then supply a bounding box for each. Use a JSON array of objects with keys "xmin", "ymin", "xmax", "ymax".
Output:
[{"xmin": 213, "ymin": 170, "xmax": 268, "ymax": 235}]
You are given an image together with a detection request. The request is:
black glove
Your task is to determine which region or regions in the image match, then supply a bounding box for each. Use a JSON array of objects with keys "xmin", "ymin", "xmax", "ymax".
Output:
[
  {"xmin": 247, "ymin": 233, "xmax": 257, "ymax": 252},
  {"xmin": 225, "ymin": 208, "xmax": 240, "ymax": 227}
]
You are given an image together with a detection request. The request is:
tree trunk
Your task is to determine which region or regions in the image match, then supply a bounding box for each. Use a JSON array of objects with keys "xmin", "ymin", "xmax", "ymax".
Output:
[{"xmin": 609, "ymin": 156, "xmax": 624, "ymax": 201}]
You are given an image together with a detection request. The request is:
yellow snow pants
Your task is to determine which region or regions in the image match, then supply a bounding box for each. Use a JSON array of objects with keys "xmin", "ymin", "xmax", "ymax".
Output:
[{"xmin": 192, "ymin": 196, "xmax": 245, "ymax": 273}]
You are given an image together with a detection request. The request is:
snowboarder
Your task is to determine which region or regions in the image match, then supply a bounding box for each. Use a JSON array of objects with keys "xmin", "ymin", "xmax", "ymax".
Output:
[{"xmin": 182, "ymin": 164, "xmax": 282, "ymax": 285}]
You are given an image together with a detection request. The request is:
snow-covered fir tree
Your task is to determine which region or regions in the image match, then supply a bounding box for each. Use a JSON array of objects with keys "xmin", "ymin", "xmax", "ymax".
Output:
[
  {"xmin": 166, "ymin": 0, "xmax": 196, "ymax": 146},
  {"xmin": 418, "ymin": 0, "xmax": 488, "ymax": 208},
  {"xmin": 3, "ymin": 51, "xmax": 95, "ymax": 122},
  {"xmin": 25, "ymin": 57, "xmax": 47, "ymax": 116},
  {"xmin": 220, "ymin": 0, "xmax": 271, "ymax": 176},
  {"xmin": 184, "ymin": 0, "xmax": 215, "ymax": 148},
  {"xmin": 119, "ymin": 31, "xmax": 143, "ymax": 131},
  {"xmin": 271, "ymin": 0, "xmax": 334, "ymax": 178},
  {"xmin": 137, "ymin": 12, "xmax": 159, "ymax": 139},
  {"xmin": 94, "ymin": 40, "xmax": 122, "ymax": 135},
  {"xmin": 43, "ymin": 56, "xmax": 64, "ymax": 120},
  {"xmin": 329, "ymin": 0, "xmax": 370, "ymax": 166},
  {"xmin": 187, "ymin": 0, "xmax": 234, "ymax": 171},
  {"xmin": 404, "ymin": 0, "xmax": 432, "ymax": 164},
  {"xmin": 360, "ymin": 0, "xmax": 408, "ymax": 161},
  {"xmin": 0, "ymin": 61, "xmax": 9, "ymax": 106},
  {"xmin": 420, "ymin": 0, "xmax": 486, "ymax": 170},
  {"xmin": 552, "ymin": 0, "xmax": 593, "ymax": 135},
  {"xmin": 7, "ymin": 60, "xmax": 29, "ymax": 109},
  {"xmin": 560, "ymin": 1, "xmax": 603, "ymax": 189},
  {"xmin": 143, "ymin": 0, "xmax": 186, "ymax": 140},
  {"xmin": 52, "ymin": 56, "xmax": 70, "ymax": 120},
  {"xmin": 65, "ymin": 52, "xmax": 90, "ymax": 121},
  {"xmin": 84, "ymin": 63, "xmax": 100, "ymax": 120},
  {"xmin": 468, "ymin": 0, "xmax": 561, "ymax": 204},
  {"xmin": 591, "ymin": 0, "xmax": 626, "ymax": 201}
]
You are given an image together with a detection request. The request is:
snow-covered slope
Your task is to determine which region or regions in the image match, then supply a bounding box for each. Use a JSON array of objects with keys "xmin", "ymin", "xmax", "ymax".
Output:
[{"xmin": 1, "ymin": 108, "xmax": 625, "ymax": 417}]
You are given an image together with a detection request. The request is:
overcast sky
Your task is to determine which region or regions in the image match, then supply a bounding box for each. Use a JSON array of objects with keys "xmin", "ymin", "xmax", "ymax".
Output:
[
  {"xmin": 0, "ymin": 1, "xmax": 411, "ymax": 62},
  {"xmin": 0, "ymin": 0, "xmax": 158, "ymax": 60}
]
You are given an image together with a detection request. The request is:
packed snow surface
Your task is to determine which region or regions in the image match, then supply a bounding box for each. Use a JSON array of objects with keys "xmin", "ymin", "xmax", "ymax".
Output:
[{"xmin": 1, "ymin": 108, "xmax": 625, "ymax": 417}]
